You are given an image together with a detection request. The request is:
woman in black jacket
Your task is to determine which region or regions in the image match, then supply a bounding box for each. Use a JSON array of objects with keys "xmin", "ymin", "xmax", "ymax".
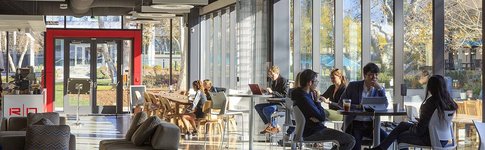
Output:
[
  {"xmin": 367, "ymin": 75, "xmax": 458, "ymax": 150},
  {"xmin": 319, "ymin": 68, "xmax": 346, "ymax": 121}
]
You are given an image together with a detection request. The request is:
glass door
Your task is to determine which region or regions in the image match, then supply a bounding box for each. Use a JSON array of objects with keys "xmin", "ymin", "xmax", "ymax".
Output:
[
  {"xmin": 61, "ymin": 39, "xmax": 129, "ymax": 114},
  {"xmin": 64, "ymin": 39, "xmax": 93, "ymax": 114},
  {"xmin": 95, "ymin": 40, "xmax": 122, "ymax": 114}
]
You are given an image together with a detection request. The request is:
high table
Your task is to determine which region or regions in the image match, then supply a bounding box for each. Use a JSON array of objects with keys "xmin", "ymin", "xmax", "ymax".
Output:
[
  {"xmin": 338, "ymin": 109, "xmax": 407, "ymax": 147},
  {"xmin": 227, "ymin": 94, "xmax": 273, "ymax": 150}
]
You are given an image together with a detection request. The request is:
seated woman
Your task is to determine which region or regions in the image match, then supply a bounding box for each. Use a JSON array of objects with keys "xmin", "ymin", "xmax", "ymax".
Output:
[
  {"xmin": 367, "ymin": 75, "xmax": 458, "ymax": 150},
  {"xmin": 320, "ymin": 68, "xmax": 346, "ymax": 121},
  {"xmin": 182, "ymin": 80, "xmax": 207, "ymax": 135},
  {"xmin": 293, "ymin": 69, "xmax": 355, "ymax": 150}
]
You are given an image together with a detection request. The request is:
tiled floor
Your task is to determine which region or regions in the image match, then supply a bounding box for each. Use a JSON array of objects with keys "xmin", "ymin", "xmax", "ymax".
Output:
[{"xmin": 65, "ymin": 114, "xmax": 480, "ymax": 150}]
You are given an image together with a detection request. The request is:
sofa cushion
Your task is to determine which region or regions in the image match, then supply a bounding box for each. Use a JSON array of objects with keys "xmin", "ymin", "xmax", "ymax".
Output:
[
  {"xmin": 131, "ymin": 116, "xmax": 162, "ymax": 146},
  {"xmin": 27, "ymin": 112, "xmax": 60, "ymax": 126},
  {"xmin": 7, "ymin": 117, "xmax": 27, "ymax": 131},
  {"xmin": 102, "ymin": 142, "xmax": 153, "ymax": 150},
  {"xmin": 126, "ymin": 112, "xmax": 148, "ymax": 141},
  {"xmin": 99, "ymin": 139, "xmax": 130, "ymax": 150},
  {"xmin": 33, "ymin": 118, "xmax": 54, "ymax": 125},
  {"xmin": 25, "ymin": 125, "xmax": 71, "ymax": 150},
  {"xmin": 151, "ymin": 122, "xmax": 180, "ymax": 150}
]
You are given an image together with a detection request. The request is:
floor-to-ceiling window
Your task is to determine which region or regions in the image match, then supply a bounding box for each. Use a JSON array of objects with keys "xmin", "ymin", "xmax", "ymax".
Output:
[
  {"xmin": 371, "ymin": 0, "xmax": 394, "ymax": 101},
  {"xmin": 444, "ymin": 0, "xmax": 482, "ymax": 146},
  {"xmin": 343, "ymin": 0, "xmax": 362, "ymax": 82},
  {"xmin": 300, "ymin": 0, "xmax": 313, "ymax": 70},
  {"xmin": 403, "ymin": 0, "xmax": 433, "ymax": 109},
  {"xmin": 142, "ymin": 18, "xmax": 187, "ymax": 91},
  {"xmin": 319, "ymin": 0, "xmax": 334, "ymax": 89}
]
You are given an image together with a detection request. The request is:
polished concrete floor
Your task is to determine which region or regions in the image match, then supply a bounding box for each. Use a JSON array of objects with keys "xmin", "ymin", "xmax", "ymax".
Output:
[{"xmin": 65, "ymin": 114, "xmax": 480, "ymax": 150}]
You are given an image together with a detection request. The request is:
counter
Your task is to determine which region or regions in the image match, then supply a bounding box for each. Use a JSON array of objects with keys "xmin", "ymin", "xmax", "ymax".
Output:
[{"xmin": 3, "ymin": 90, "xmax": 46, "ymax": 119}]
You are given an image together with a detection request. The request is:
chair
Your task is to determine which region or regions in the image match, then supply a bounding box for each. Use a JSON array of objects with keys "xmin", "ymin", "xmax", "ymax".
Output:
[
  {"xmin": 473, "ymin": 120, "xmax": 485, "ymax": 150},
  {"xmin": 477, "ymin": 101, "xmax": 483, "ymax": 117},
  {"xmin": 456, "ymin": 101, "xmax": 466, "ymax": 115},
  {"xmin": 399, "ymin": 109, "xmax": 456, "ymax": 150},
  {"xmin": 207, "ymin": 92, "xmax": 244, "ymax": 149},
  {"xmin": 465, "ymin": 100, "xmax": 478, "ymax": 116},
  {"xmin": 292, "ymin": 106, "xmax": 339, "ymax": 150}
]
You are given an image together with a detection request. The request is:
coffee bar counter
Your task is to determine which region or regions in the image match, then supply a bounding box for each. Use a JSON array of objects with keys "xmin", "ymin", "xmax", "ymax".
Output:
[{"xmin": 2, "ymin": 90, "xmax": 46, "ymax": 119}]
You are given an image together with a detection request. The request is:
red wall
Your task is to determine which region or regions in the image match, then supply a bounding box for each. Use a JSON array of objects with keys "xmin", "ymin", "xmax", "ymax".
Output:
[{"xmin": 45, "ymin": 29, "xmax": 142, "ymax": 112}]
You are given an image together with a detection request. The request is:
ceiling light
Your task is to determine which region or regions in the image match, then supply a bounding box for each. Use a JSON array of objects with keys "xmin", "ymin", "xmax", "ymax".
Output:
[
  {"xmin": 130, "ymin": 18, "xmax": 161, "ymax": 24},
  {"xmin": 150, "ymin": 4, "xmax": 194, "ymax": 10},
  {"xmin": 136, "ymin": 13, "xmax": 175, "ymax": 18}
]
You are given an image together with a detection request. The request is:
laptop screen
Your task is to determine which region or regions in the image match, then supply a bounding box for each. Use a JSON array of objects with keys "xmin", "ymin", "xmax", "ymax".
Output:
[
  {"xmin": 248, "ymin": 84, "xmax": 263, "ymax": 95},
  {"xmin": 362, "ymin": 97, "xmax": 387, "ymax": 110}
]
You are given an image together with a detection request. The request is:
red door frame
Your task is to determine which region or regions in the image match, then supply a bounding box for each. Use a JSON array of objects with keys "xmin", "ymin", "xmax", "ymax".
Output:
[{"xmin": 45, "ymin": 29, "xmax": 142, "ymax": 112}]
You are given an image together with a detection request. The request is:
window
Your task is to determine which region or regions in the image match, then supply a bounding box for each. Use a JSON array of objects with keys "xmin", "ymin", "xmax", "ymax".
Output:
[
  {"xmin": 343, "ymin": 0, "xmax": 362, "ymax": 81},
  {"xmin": 403, "ymin": 0, "xmax": 433, "ymax": 109},
  {"xmin": 319, "ymin": 0, "xmax": 335, "ymax": 89}
]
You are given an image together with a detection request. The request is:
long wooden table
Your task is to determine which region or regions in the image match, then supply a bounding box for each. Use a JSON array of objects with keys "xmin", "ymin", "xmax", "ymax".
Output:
[{"xmin": 154, "ymin": 92, "xmax": 192, "ymax": 132}]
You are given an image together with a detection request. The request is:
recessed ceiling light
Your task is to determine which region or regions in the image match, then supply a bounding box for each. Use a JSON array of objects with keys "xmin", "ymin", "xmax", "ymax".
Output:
[{"xmin": 150, "ymin": 4, "xmax": 194, "ymax": 10}]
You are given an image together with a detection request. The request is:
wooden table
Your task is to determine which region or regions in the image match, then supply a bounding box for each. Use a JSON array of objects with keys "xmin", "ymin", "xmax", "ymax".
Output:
[
  {"xmin": 155, "ymin": 92, "xmax": 191, "ymax": 132},
  {"xmin": 453, "ymin": 114, "xmax": 482, "ymax": 146},
  {"xmin": 227, "ymin": 94, "xmax": 273, "ymax": 150},
  {"xmin": 339, "ymin": 109, "xmax": 407, "ymax": 147}
]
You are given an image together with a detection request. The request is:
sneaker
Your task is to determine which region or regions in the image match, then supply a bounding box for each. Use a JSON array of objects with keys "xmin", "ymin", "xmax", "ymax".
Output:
[{"xmin": 267, "ymin": 126, "xmax": 280, "ymax": 134}]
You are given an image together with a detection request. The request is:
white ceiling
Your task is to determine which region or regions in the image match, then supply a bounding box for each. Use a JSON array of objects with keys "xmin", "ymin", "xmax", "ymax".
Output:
[{"xmin": 0, "ymin": 15, "xmax": 45, "ymax": 32}]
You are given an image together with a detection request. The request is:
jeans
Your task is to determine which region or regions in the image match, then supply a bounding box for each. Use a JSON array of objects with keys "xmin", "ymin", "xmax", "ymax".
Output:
[
  {"xmin": 376, "ymin": 122, "xmax": 431, "ymax": 149},
  {"xmin": 255, "ymin": 103, "xmax": 278, "ymax": 127},
  {"xmin": 349, "ymin": 121, "xmax": 388, "ymax": 150}
]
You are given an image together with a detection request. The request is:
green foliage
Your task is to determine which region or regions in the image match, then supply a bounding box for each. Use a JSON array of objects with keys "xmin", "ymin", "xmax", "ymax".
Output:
[
  {"xmin": 446, "ymin": 70, "xmax": 482, "ymax": 96},
  {"xmin": 96, "ymin": 66, "xmax": 109, "ymax": 79}
]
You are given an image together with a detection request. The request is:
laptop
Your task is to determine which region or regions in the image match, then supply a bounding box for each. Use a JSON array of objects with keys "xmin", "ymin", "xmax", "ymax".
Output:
[
  {"xmin": 361, "ymin": 97, "xmax": 387, "ymax": 111},
  {"xmin": 248, "ymin": 84, "xmax": 265, "ymax": 95}
]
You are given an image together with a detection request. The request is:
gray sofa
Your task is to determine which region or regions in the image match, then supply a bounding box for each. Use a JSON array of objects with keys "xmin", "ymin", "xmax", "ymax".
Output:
[
  {"xmin": 99, "ymin": 116, "xmax": 180, "ymax": 150},
  {"xmin": 0, "ymin": 113, "xmax": 76, "ymax": 150}
]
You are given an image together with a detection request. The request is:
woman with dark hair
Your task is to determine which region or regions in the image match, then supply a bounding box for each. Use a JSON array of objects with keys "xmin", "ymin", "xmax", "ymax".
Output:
[
  {"xmin": 367, "ymin": 75, "xmax": 458, "ymax": 150},
  {"xmin": 182, "ymin": 80, "xmax": 207, "ymax": 135}
]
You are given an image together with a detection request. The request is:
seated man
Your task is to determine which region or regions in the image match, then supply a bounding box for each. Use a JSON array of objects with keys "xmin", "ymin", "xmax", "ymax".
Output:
[
  {"xmin": 339, "ymin": 63, "xmax": 389, "ymax": 150},
  {"xmin": 203, "ymin": 79, "xmax": 227, "ymax": 100},
  {"xmin": 255, "ymin": 66, "xmax": 288, "ymax": 134},
  {"xmin": 293, "ymin": 69, "xmax": 355, "ymax": 150}
]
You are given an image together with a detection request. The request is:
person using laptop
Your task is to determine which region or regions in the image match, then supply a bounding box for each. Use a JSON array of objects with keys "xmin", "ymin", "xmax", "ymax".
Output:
[
  {"xmin": 338, "ymin": 62, "xmax": 388, "ymax": 150},
  {"xmin": 203, "ymin": 79, "xmax": 226, "ymax": 100},
  {"xmin": 255, "ymin": 66, "xmax": 289, "ymax": 134},
  {"xmin": 366, "ymin": 75, "xmax": 458, "ymax": 150},
  {"xmin": 293, "ymin": 69, "xmax": 355, "ymax": 150}
]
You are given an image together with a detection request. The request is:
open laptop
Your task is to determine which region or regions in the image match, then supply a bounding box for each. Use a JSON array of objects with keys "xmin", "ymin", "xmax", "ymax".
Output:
[
  {"xmin": 248, "ymin": 84, "xmax": 266, "ymax": 95},
  {"xmin": 361, "ymin": 97, "xmax": 387, "ymax": 111}
]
